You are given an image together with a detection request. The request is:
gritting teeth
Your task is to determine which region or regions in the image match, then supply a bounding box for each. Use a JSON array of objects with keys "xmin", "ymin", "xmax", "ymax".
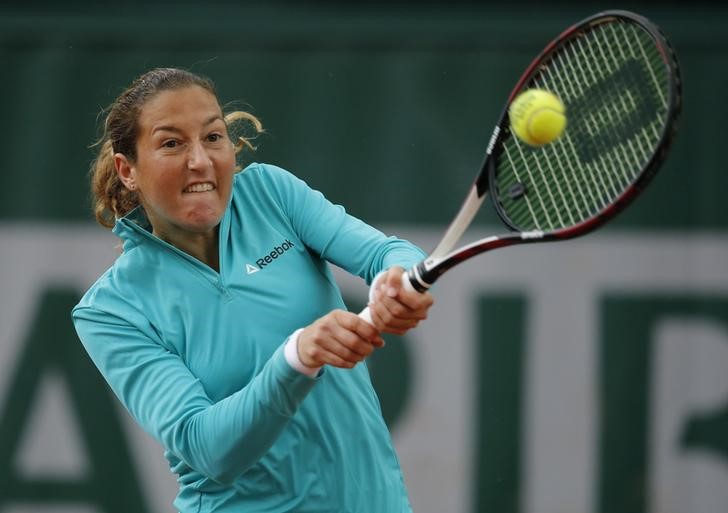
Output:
[{"xmin": 184, "ymin": 183, "xmax": 215, "ymax": 193}]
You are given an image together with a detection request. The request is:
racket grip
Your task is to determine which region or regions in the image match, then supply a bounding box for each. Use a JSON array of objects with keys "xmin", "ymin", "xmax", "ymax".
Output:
[
  {"xmin": 358, "ymin": 270, "xmax": 417, "ymax": 326},
  {"xmin": 358, "ymin": 306, "xmax": 375, "ymax": 326}
]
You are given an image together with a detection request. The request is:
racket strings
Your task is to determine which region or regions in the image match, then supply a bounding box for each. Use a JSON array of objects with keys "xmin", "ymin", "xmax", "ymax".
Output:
[
  {"xmin": 569, "ymin": 36, "xmax": 636, "ymax": 202},
  {"xmin": 495, "ymin": 18, "xmax": 671, "ymax": 232}
]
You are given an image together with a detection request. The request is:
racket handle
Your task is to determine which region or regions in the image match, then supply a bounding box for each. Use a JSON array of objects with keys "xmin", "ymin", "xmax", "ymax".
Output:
[
  {"xmin": 358, "ymin": 306, "xmax": 376, "ymax": 326},
  {"xmin": 358, "ymin": 270, "xmax": 417, "ymax": 326}
]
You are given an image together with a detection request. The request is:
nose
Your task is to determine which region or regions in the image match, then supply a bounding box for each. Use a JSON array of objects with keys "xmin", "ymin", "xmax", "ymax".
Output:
[{"xmin": 187, "ymin": 141, "xmax": 212, "ymax": 171}]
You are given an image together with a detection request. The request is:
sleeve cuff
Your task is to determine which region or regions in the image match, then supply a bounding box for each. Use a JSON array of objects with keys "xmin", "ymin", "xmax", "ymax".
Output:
[{"xmin": 283, "ymin": 328, "xmax": 322, "ymax": 378}]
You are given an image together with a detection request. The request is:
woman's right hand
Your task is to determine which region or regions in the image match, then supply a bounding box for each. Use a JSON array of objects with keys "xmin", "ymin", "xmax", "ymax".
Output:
[{"xmin": 297, "ymin": 310, "xmax": 386, "ymax": 369}]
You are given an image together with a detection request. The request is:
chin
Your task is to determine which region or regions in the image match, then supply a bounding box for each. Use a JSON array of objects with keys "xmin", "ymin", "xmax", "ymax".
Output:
[
  {"xmin": 183, "ymin": 210, "xmax": 224, "ymax": 233},
  {"xmin": 191, "ymin": 219, "xmax": 223, "ymax": 233}
]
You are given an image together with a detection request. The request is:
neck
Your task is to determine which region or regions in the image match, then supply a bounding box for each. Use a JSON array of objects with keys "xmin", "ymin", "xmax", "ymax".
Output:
[{"xmin": 154, "ymin": 226, "xmax": 220, "ymax": 272}]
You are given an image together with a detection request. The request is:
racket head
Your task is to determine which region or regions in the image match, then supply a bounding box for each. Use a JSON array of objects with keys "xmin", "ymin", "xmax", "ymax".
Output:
[{"xmin": 487, "ymin": 10, "xmax": 682, "ymax": 239}]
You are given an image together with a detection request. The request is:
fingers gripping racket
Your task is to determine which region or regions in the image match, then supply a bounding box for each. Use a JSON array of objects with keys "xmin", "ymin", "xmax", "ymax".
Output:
[{"xmin": 360, "ymin": 10, "xmax": 681, "ymax": 324}]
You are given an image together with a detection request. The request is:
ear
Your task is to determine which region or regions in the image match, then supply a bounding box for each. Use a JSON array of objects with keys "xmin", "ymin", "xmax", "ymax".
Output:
[{"xmin": 114, "ymin": 153, "xmax": 138, "ymax": 191}]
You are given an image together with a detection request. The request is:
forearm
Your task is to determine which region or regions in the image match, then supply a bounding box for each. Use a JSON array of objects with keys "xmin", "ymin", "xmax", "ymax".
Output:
[
  {"xmin": 261, "ymin": 163, "xmax": 426, "ymax": 283},
  {"xmin": 73, "ymin": 307, "xmax": 319, "ymax": 485},
  {"xmin": 169, "ymin": 346, "xmax": 318, "ymax": 484}
]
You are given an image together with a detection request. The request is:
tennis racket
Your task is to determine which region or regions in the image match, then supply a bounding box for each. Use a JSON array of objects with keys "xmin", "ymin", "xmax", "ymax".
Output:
[{"xmin": 360, "ymin": 9, "xmax": 681, "ymax": 324}]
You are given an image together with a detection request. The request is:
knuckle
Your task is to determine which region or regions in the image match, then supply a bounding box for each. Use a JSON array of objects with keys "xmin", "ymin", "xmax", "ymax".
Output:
[
  {"xmin": 311, "ymin": 318, "xmax": 326, "ymax": 333},
  {"xmin": 378, "ymin": 308, "xmax": 393, "ymax": 324},
  {"xmin": 361, "ymin": 325, "xmax": 379, "ymax": 340},
  {"xmin": 351, "ymin": 341, "xmax": 370, "ymax": 357},
  {"xmin": 340, "ymin": 358, "xmax": 355, "ymax": 369},
  {"xmin": 390, "ymin": 303, "xmax": 407, "ymax": 316},
  {"xmin": 335, "ymin": 309, "xmax": 355, "ymax": 327}
]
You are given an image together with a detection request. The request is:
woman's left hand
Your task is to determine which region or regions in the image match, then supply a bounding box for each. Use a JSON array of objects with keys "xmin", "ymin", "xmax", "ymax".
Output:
[{"xmin": 367, "ymin": 266, "xmax": 434, "ymax": 335}]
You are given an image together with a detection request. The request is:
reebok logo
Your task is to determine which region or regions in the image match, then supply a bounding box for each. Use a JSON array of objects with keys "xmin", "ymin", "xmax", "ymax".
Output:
[{"xmin": 249, "ymin": 239, "xmax": 295, "ymax": 272}]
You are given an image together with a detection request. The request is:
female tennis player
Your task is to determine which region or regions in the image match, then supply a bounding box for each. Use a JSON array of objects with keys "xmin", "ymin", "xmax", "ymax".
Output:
[{"xmin": 72, "ymin": 67, "xmax": 433, "ymax": 512}]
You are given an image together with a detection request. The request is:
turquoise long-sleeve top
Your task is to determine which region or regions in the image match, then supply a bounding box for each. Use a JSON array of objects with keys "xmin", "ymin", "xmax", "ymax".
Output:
[{"xmin": 72, "ymin": 163, "xmax": 426, "ymax": 512}]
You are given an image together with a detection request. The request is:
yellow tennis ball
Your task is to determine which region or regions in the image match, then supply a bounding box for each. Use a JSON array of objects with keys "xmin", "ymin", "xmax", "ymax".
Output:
[{"xmin": 508, "ymin": 89, "xmax": 567, "ymax": 146}]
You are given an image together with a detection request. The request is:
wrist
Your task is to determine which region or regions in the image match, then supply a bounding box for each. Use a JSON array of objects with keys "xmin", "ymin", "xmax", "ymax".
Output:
[{"xmin": 284, "ymin": 328, "xmax": 321, "ymax": 377}]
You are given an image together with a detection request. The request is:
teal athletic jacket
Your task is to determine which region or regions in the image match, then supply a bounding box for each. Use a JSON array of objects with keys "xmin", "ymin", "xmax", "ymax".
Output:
[{"xmin": 72, "ymin": 163, "xmax": 426, "ymax": 512}]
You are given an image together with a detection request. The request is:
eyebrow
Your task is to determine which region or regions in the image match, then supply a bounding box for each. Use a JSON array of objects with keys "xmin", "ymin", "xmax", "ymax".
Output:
[{"xmin": 151, "ymin": 114, "xmax": 223, "ymax": 135}]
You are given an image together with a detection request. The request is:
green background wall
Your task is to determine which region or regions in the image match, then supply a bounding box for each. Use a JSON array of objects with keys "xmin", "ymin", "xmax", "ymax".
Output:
[{"xmin": 0, "ymin": 1, "xmax": 725, "ymax": 229}]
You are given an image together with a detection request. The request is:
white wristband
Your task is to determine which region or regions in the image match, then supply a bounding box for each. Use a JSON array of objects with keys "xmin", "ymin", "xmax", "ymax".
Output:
[{"xmin": 284, "ymin": 328, "xmax": 321, "ymax": 377}]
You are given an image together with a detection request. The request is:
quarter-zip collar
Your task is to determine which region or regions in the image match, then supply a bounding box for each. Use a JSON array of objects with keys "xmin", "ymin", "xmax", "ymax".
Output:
[{"xmin": 112, "ymin": 205, "xmax": 233, "ymax": 298}]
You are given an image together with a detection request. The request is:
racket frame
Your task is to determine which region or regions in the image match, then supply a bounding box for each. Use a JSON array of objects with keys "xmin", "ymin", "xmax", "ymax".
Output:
[{"xmin": 406, "ymin": 9, "xmax": 682, "ymax": 293}]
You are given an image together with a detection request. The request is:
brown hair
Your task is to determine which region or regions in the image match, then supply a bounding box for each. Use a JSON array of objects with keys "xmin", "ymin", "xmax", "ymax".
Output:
[{"xmin": 90, "ymin": 67, "xmax": 263, "ymax": 228}]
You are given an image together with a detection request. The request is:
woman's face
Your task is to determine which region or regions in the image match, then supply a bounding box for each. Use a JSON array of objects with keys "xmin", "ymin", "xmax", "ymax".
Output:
[{"xmin": 118, "ymin": 85, "xmax": 236, "ymax": 238}]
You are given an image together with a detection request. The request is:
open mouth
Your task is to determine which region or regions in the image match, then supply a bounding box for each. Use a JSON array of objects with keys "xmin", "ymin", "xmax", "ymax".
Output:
[{"xmin": 183, "ymin": 182, "xmax": 216, "ymax": 193}]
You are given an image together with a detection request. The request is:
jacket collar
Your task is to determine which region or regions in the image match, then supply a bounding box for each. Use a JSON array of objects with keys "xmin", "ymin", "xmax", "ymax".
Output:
[{"xmin": 112, "ymin": 207, "xmax": 154, "ymax": 250}]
